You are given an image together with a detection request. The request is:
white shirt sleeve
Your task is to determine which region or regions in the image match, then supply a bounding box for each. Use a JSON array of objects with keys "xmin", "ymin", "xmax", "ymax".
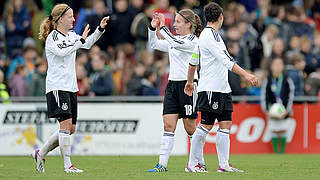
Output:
[
  {"xmin": 46, "ymin": 33, "xmax": 83, "ymax": 57},
  {"xmin": 78, "ymin": 27, "xmax": 104, "ymax": 49},
  {"xmin": 159, "ymin": 26, "xmax": 196, "ymax": 52},
  {"xmin": 207, "ymin": 34, "xmax": 235, "ymax": 70},
  {"xmin": 189, "ymin": 44, "xmax": 200, "ymax": 66},
  {"xmin": 148, "ymin": 27, "xmax": 169, "ymax": 52}
]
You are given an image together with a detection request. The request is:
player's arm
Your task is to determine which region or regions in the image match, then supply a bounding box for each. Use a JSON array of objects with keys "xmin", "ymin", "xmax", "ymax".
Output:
[
  {"xmin": 207, "ymin": 36, "xmax": 258, "ymax": 86},
  {"xmin": 184, "ymin": 46, "xmax": 199, "ymax": 96},
  {"xmin": 159, "ymin": 26, "xmax": 195, "ymax": 51},
  {"xmin": 46, "ymin": 32, "xmax": 84, "ymax": 57},
  {"xmin": 231, "ymin": 64, "xmax": 258, "ymax": 86},
  {"xmin": 148, "ymin": 14, "xmax": 169, "ymax": 52},
  {"xmin": 79, "ymin": 17, "xmax": 109, "ymax": 49},
  {"xmin": 148, "ymin": 27, "xmax": 169, "ymax": 52}
]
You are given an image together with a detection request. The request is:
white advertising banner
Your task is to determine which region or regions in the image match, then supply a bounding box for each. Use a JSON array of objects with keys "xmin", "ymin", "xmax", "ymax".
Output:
[{"xmin": 0, "ymin": 103, "xmax": 188, "ymax": 156}]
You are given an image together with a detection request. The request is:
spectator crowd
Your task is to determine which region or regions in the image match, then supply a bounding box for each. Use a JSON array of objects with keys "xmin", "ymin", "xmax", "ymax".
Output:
[{"xmin": 1, "ymin": 0, "xmax": 320, "ymax": 99}]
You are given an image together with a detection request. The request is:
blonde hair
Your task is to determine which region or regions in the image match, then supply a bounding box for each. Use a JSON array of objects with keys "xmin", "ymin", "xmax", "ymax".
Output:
[
  {"xmin": 39, "ymin": 4, "xmax": 70, "ymax": 41},
  {"xmin": 177, "ymin": 9, "xmax": 202, "ymax": 37}
]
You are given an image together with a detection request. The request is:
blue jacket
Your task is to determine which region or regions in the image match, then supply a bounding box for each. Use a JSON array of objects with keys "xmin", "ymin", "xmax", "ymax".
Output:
[
  {"xmin": 285, "ymin": 65, "xmax": 304, "ymax": 96},
  {"xmin": 89, "ymin": 70, "xmax": 114, "ymax": 96}
]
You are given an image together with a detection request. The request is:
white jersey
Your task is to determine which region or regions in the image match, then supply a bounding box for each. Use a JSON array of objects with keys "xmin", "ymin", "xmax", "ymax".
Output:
[
  {"xmin": 189, "ymin": 27, "xmax": 235, "ymax": 93},
  {"xmin": 45, "ymin": 27, "xmax": 104, "ymax": 94},
  {"xmin": 148, "ymin": 26, "xmax": 198, "ymax": 81}
]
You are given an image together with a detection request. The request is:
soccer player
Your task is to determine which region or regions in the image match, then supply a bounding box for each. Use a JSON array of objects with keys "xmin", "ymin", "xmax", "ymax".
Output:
[
  {"xmin": 31, "ymin": 3, "xmax": 109, "ymax": 173},
  {"xmin": 147, "ymin": 9, "xmax": 205, "ymax": 172},
  {"xmin": 184, "ymin": 2, "xmax": 259, "ymax": 172}
]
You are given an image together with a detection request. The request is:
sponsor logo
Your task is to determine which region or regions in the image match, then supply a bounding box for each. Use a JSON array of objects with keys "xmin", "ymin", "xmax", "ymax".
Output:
[
  {"xmin": 3, "ymin": 111, "xmax": 56, "ymax": 124},
  {"xmin": 206, "ymin": 117, "xmax": 297, "ymax": 143},
  {"xmin": 76, "ymin": 120, "xmax": 139, "ymax": 134}
]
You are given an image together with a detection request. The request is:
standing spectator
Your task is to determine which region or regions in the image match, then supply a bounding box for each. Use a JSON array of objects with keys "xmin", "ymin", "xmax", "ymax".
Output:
[
  {"xmin": 0, "ymin": 54, "xmax": 8, "ymax": 76},
  {"xmin": 8, "ymin": 64, "xmax": 28, "ymax": 96},
  {"xmin": 312, "ymin": 31, "xmax": 320, "ymax": 61},
  {"xmin": 237, "ymin": 20, "xmax": 259, "ymax": 70},
  {"xmin": 154, "ymin": 0, "xmax": 175, "ymax": 32},
  {"xmin": 27, "ymin": 58, "xmax": 47, "ymax": 96},
  {"xmin": 271, "ymin": 38, "xmax": 286, "ymax": 58},
  {"xmin": 181, "ymin": 0, "xmax": 206, "ymax": 26},
  {"xmin": 3, "ymin": 0, "xmax": 31, "ymax": 57},
  {"xmin": 130, "ymin": 3, "xmax": 153, "ymax": 55},
  {"xmin": 112, "ymin": 0, "xmax": 135, "ymax": 45},
  {"xmin": 261, "ymin": 57, "xmax": 295, "ymax": 153},
  {"xmin": 285, "ymin": 35, "xmax": 301, "ymax": 61},
  {"xmin": 261, "ymin": 25, "xmax": 279, "ymax": 58},
  {"xmin": 6, "ymin": 46, "xmax": 37, "ymax": 83},
  {"xmin": 126, "ymin": 63, "xmax": 145, "ymax": 95},
  {"xmin": 305, "ymin": 68, "xmax": 320, "ymax": 96},
  {"xmin": 86, "ymin": 0, "xmax": 115, "ymax": 50},
  {"xmin": 141, "ymin": 68, "xmax": 159, "ymax": 95},
  {"xmin": 285, "ymin": 53, "xmax": 305, "ymax": 96},
  {"xmin": 89, "ymin": 52, "xmax": 114, "ymax": 96},
  {"xmin": 0, "ymin": 20, "xmax": 5, "ymax": 54},
  {"xmin": 301, "ymin": 35, "xmax": 317, "ymax": 74},
  {"xmin": 128, "ymin": 0, "xmax": 144, "ymax": 16}
]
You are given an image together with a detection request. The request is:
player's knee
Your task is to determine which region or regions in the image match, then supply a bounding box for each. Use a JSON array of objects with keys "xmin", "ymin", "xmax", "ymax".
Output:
[
  {"xmin": 185, "ymin": 126, "xmax": 196, "ymax": 135},
  {"xmin": 200, "ymin": 124, "xmax": 213, "ymax": 131},
  {"xmin": 59, "ymin": 117, "xmax": 73, "ymax": 132},
  {"xmin": 218, "ymin": 121, "xmax": 232, "ymax": 130},
  {"xmin": 164, "ymin": 122, "xmax": 176, "ymax": 132},
  {"xmin": 70, "ymin": 126, "xmax": 76, "ymax": 134}
]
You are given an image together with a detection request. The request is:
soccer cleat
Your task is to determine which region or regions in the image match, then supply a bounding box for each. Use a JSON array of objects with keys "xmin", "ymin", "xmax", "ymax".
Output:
[
  {"xmin": 217, "ymin": 164, "xmax": 244, "ymax": 173},
  {"xmin": 147, "ymin": 163, "xmax": 168, "ymax": 172},
  {"xmin": 200, "ymin": 164, "xmax": 207, "ymax": 171},
  {"xmin": 64, "ymin": 165, "xmax": 84, "ymax": 173},
  {"xmin": 185, "ymin": 163, "xmax": 207, "ymax": 173},
  {"xmin": 31, "ymin": 149, "xmax": 45, "ymax": 173}
]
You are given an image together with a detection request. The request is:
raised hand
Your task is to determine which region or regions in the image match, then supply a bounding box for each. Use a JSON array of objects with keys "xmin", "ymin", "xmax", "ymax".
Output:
[
  {"xmin": 82, "ymin": 24, "xmax": 90, "ymax": 40},
  {"xmin": 157, "ymin": 13, "xmax": 166, "ymax": 27},
  {"xmin": 151, "ymin": 13, "xmax": 160, "ymax": 28},
  {"xmin": 100, "ymin": 16, "xmax": 110, "ymax": 29}
]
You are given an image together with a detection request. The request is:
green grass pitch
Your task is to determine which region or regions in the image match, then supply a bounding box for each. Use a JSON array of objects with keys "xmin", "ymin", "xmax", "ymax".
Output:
[{"xmin": 0, "ymin": 154, "xmax": 319, "ymax": 180}]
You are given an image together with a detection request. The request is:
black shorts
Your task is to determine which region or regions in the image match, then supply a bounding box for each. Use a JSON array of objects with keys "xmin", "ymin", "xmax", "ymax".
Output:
[
  {"xmin": 163, "ymin": 80, "xmax": 198, "ymax": 119},
  {"xmin": 197, "ymin": 91, "xmax": 233, "ymax": 125},
  {"xmin": 46, "ymin": 90, "xmax": 78, "ymax": 124}
]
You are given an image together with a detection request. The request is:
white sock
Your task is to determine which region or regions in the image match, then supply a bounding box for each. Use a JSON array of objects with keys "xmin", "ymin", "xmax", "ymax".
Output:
[
  {"xmin": 216, "ymin": 128, "xmax": 230, "ymax": 168},
  {"xmin": 39, "ymin": 130, "xmax": 59, "ymax": 158},
  {"xmin": 59, "ymin": 130, "xmax": 72, "ymax": 169},
  {"xmin": 199, "ymin": 144, "xmax": 205, "ymax": 165},
  {"xmin": 188, "ymin": 125, "xmax": 209, "ymax": 167},
  {"xmin": 159, "ymin": 131, "xmax": 175, "ymax": 167},
  {"xmin": 189, "ymin": 134, "xmax": 205, "ymax": 165}
]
